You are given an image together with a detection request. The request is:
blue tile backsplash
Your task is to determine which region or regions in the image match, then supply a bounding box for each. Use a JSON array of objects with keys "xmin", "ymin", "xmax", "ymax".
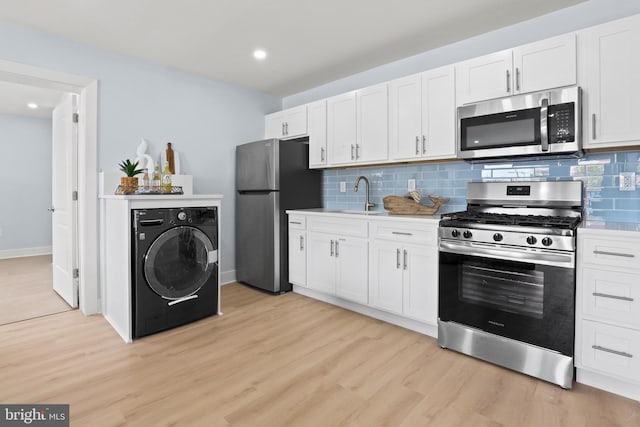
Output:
[{"xmin": 322, "ymin": 150, "xmax": 640, "ymax": 224}]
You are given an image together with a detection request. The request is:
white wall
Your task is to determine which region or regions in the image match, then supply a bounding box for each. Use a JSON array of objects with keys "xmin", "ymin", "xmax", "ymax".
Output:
[
  {"xmin": 0, "ymin": 20, "xmax": 281, "ymax": 278},
  {"xmin": 283, "ymin": 0, "xmax": 640, "ymax": 108},
  {"xmin": 0, "ymin": 113, "xmax": 52, "ymax": 252}
]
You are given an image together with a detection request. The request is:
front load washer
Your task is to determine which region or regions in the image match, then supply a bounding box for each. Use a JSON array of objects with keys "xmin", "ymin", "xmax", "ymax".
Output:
[{"xmin": 132, "ymin": 207, "xmax": 218, "ymax": 338}]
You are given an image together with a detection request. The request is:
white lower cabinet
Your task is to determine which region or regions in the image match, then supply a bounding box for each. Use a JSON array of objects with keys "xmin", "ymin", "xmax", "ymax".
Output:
[
  {"xmin": 576, "ymin": 228, "xmax": 640, "ymax": 400},
  {"xmin": 369, "ymin": 223, "xmax": 438, "ymax": 324},
  {"xmin": 287, "ymin": 211, "xmax": 440, "ymax": 337}
]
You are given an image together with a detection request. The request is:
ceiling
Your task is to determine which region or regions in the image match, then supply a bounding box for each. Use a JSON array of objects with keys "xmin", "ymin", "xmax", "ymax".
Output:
[{"xmin": 0, "ymin": 0, "xmax": 587, "ymax": 102}]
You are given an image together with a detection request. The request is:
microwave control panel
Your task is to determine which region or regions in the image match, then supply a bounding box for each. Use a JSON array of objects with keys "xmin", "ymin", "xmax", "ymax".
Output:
[{"xmin": 548, "ymin": 102, "xmax": 575, "ymax": 143}]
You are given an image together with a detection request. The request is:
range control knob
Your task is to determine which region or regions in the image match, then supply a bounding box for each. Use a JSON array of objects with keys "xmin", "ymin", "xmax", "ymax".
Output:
[
  {"xmin": 451, "ymin": 229, "xmax": 460, "ymax": 238},
  {"xmin": 177, "ymin": 211, "xmax": 187, "ymax": 221},
  {"xmin": 493, "ymin": 233, "xmax": 503, "ymax": 242},
  {"xmin": 526, "ymin": 236, "xmax": 537, "ymax": 245},
  {"xmin": 542, "ymin": 237, "xmax": 553, "ymax": 247},
  {"xmin": 463, "ymin": 230, "xmax": 473, "ymax": 239}
]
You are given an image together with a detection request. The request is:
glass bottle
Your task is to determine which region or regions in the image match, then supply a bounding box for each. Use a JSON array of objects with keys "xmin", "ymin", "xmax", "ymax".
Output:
[
  {"xmin": 152, "ymin": 165, "xmax": 161, "ymax": 192},
  {"xmin": 162, "ymin": 164, "xmax": 172, "ymax": 192},
  {"xmin": 142, "ymin": 170, "xmax": 150, "ymax": 191}
]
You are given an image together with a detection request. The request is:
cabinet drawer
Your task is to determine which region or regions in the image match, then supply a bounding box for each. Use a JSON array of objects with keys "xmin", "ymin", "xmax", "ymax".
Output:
[
  {"xmin": 582, "ymin": 268, "xmax": 640, "ymax": 328},
  {"xmin": 308, "ymin": 217, "xmax": 368, "ymax": 238},
  {"xmin": 580, "ymin": 320, "xmax": 640, "ymax": 383},
  {"xmin": 370, "ymin": 221, "xmax": 437, "ymax": 246},
  {"xmin": 288, "ymin": 215, "xmax": 306, "ymax": 230},
  {"xmin": 581, "ymin": 236, "xmax": 640, "ymax": 270}
]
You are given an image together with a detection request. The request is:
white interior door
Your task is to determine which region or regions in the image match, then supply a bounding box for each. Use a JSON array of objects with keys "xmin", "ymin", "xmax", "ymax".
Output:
[{"xmin": 52, "ymin": 93, "xmax": 78, "ymax": 308}]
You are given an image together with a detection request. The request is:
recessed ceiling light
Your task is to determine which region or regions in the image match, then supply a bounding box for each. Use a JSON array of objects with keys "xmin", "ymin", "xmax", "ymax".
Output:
[
  {"xmin": 253, "ymin": 49, "xmax": 267, "ymax": 60},
  {"xmin": 27, "ymin": 103, "xmax": 38, "ymax": 109}
]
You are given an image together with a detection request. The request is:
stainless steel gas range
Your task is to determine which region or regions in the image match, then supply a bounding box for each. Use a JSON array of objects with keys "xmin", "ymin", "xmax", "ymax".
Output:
[{"xmin": 438, "ymin": 180, "xmax": 583, "ymax": 389}]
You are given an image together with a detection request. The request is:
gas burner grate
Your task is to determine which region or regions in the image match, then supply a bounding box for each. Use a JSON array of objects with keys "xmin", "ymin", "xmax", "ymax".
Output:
[{"xmin": 442, "ymin": 211, "xmax": 581, "ymax": 230}]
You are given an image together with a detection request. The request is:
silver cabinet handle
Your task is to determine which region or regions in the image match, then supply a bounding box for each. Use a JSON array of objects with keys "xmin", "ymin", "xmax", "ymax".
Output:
[
  {"xmin": 592, "ymin": 292, "xmax": 634, "ymax": 302},
  {"xmin": 415, "ymin": 136, "xmax": 419, "ymax": 155},
  {"xmin": 515, "ymin": 67, "xmax": 520, "ymax": 91},
  {"xmin": 290, "ymin": 221, "xmax": 302, "ymax": 225},
  {"xmin": 330, "ymin": 240, "xmax": 334, "ymax": 257},
  {"xmin": 392, "ymin": 231, "xmax": 413, "ymax": 236},
  {"xmin": 299, "ymin": 235, "xmax": 304, "ymax": 251},
  {"xmin": 422, "ymin": 135, "xmax": 426, "ymax": 154},
  {"xmin": 593, "ymin": 250, "xmax": 635, "ymax": 258},
  {"xmin": 592, "ymin": 345, "xmax": 633, "ymax": 358},
  {"xmin": 592, "ymin": 114, "xmax": 596, "ymax": 140},
  {"xmin": 281, "ymin": 122, "xmax": 285, "ymax": 136},
  {"xmin": 284, "ymin": 122, "xmax": 289, "ymax": 136},
  {"xmin": 335, "ymin": 241, "xmax": 339, "ymax": 257},
  {"xmin": 506, "ymin": 69, "xmax": 511, "ymax": 93},
  {"xmin": 403, "ymin": 249, "xmax": 408, "ymax": 270},
  {"xmin": 355, "ymin": 144, "xmax": 360, "ymax": 159},
  {"xmin": 540, "ymin": 97, "xmax": 549, "ymax": 152},
  {"xmin": 396, "ymin": 248, "xmax": 401, "ymax": 269},
  {"xmin": 320, "ymin": 147, "xmax": 325, "ymax": 162},
  {"xmin": 350, "ymin": 144, "xmax": 355, "ymax": 160}
]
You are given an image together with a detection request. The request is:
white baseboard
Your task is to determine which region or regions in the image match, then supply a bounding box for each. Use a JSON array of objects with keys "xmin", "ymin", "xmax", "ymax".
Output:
[
  {"xmin": 0, "ymin": 246, "xmax": 52, "ymax": 259},
  {"xmin": 220, "ymin": 269, "xmax": 236, "ymax": 285}
]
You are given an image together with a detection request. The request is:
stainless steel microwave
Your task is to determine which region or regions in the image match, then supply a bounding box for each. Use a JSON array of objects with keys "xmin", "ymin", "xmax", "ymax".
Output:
[{"xmin": 457, "ymin": 86, "xmax": 582, "ymax": 160}]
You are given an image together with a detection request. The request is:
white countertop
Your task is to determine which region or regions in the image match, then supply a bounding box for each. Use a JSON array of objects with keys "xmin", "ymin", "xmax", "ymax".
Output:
[
  {"xmin": 100, "ymin": 194, "xmax": 223, "ymax": 200},
  {"xmin": 286, "ymin": 208, "xmax": 443, "ymax": 223},
  {"xmin": 580, "ymin": 220, "xmax": 640, "ymax": 233}
]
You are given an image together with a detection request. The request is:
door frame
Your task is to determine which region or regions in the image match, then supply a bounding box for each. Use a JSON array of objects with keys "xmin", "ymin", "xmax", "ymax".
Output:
[{"xmin": 0, "ymin": 59, "xmax": 99, "ymax": 315}]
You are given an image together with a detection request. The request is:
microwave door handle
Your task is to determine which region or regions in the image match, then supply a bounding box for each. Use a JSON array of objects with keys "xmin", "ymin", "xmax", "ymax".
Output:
[{"xmin": 540, "ymin": 97, "xmax": 549, "ymax": 152}]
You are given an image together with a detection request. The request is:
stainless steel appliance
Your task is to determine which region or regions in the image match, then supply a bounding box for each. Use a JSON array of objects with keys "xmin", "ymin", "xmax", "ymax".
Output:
[
  {"xmin": 438, "ymin": 180, "xmax": 583, "ymax": 388},
  {"xmin": 235, "ymin": 138, "xmax": 322, "ymax": 293},
  {"xmin": 457, "ymin": 86, "xmax": 581, "ymax": 160}
]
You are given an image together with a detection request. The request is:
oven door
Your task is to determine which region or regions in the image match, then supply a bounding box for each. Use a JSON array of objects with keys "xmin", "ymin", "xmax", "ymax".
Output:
[{"xmin": 438, "ymin": 240, "xmax": 575, "ymax": 356}]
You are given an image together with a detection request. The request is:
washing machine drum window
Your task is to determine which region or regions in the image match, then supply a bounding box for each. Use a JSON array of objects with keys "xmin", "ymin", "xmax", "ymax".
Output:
[{"xmin": 144, "ymin": 226, "xmax": 216, "ymax": 299}]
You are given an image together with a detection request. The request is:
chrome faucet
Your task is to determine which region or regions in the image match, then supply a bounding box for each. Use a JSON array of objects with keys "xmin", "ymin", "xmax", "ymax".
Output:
[{"xmin": 354, "ymin": 176, "xmax": 376, "ymax": 212}]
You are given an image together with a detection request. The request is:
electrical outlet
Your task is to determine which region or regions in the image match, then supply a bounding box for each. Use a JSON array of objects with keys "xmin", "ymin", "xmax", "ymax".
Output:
[
  {"xmin": 619, "ymin": 172, "xmax": 636, "ymax": 191},
  {"xmin": 339, "ymin": 181, "xmax": 346, "ymax": 193},
  {"xmin": 408, "ymin": 179, "xmax": 416, "ymax": 191}
]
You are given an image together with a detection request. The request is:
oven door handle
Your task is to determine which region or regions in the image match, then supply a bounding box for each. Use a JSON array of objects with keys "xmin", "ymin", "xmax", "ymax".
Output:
[{"xmin": 439, "ymin": 240, "xmax": 574, "ymax": 268}]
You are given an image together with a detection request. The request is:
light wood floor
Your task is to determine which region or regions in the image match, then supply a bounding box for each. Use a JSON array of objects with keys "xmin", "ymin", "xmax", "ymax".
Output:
[
  {"xmin": 0, "ymin": 255, "xmax": 72, "ymax": 325},
  {"xmin": 1, "ymin": 283, "xmax": 638, "ymax": 426}
]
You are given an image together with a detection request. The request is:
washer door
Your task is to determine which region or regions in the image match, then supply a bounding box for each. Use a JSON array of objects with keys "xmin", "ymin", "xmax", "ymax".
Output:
[{"xmin": 144, "ymin": 226, "xmax": 215, "ymax": 299}]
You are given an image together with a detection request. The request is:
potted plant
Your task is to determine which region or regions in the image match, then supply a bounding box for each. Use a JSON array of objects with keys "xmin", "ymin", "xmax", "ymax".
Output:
[{"xmin": 118, "ymin": 159, "xmax": 145, "ymax": 193}]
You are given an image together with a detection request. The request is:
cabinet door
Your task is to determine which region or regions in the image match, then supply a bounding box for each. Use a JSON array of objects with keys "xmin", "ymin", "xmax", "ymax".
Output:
[
  {"xmin": 357, "ymin": 83, "xmax": 389, "ymax": 163},
  {"xmin": 307, "ymin": 100, "xmax": 327, "ymax": 168},
  {"xmin": 513, "ymin": 33, "xmax": 576, "ymax": 94},
  {"xmin": 288, "ymin": 230, "xmax": 306, "ymax": 286},
  {"xmin": 335, "ymin": 237, "xmax": 368, "ymax": 304},
  {"xmin": 402, "ymin": 244, "xmax": 438, "ymax": 324},
  {"xmin": 369, "ymin": 240, "xmax": 403, "ymax": 314},
  {"xmin": 327, "ymin": 92, "xmax": 357, "ymax": 165},
  {"xmin": 455, "ymin": 50, "xmax": 512, "ymax": 105},
  {"xmin": 265, "ymin": 112, "xmax": 283, "ymax": 138},
  {"xmin": 283, "ymin": 105, "xmax": 308, "ymax": 138},
  {"xmin": 389, "ymin": 74, "xmax": 422, "ymax": 160},
  {"xmin": 421, "ymin": 66, "xmax": 456, "ymax": 160},
  {"xmin": 581, "ymin": 15, "xmax": 640, "ymax": 148},
  {"xmin": 306, "ymin": 232, "xmax": 336, "ymax": 295}
]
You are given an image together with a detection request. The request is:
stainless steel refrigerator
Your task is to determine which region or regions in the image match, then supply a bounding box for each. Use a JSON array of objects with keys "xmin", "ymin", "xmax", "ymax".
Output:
[{"xmin": 235, "ymin": 138, "xmax": 322, "ymax": 293}]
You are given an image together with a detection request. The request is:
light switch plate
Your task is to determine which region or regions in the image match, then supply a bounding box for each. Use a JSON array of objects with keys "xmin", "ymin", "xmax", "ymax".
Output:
[
  {"xmin": 619, "ymin": 172, "xmax": 636, "ymax": 191},
  {"xmin": 408, "ymin": 179, "xmax": 416, "ymax": 191},
  {"xmin": 339, "ymin": 181, "xmax": 346, "ymax": 193}
]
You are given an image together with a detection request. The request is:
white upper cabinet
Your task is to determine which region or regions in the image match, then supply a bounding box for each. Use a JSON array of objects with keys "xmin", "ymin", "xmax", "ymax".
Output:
[
  {"xmin": 327, "ymin": 92, "xmax": 357, "ymax": 165},
  {"xmin": 265, "ymin": 105, "xmax": 308, "ymax": 139},
  {"xmin": 327, "ymin": 84, "xmax": 389, "ymax": 166},
  {"xmin": 579, "ymin": 14, "xmax": 640, "ymax": 149},
  {"xmin": 513, "ymin": 33, "xmax": 576, "ymax": 95},
  {"xmin": 307, "ymin": 100, "xmax": 327, "ymax": 168},
  {"xmin": 456, "ymin": 33, "xmax": 576, "ymax": 105},
  {"xmin": 356, "ymin": 83, "xmax": 389, "ymax": 163},
  {"xmin": 390, "ymin": 66, "xmax": 455, "ymax": 161}
]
